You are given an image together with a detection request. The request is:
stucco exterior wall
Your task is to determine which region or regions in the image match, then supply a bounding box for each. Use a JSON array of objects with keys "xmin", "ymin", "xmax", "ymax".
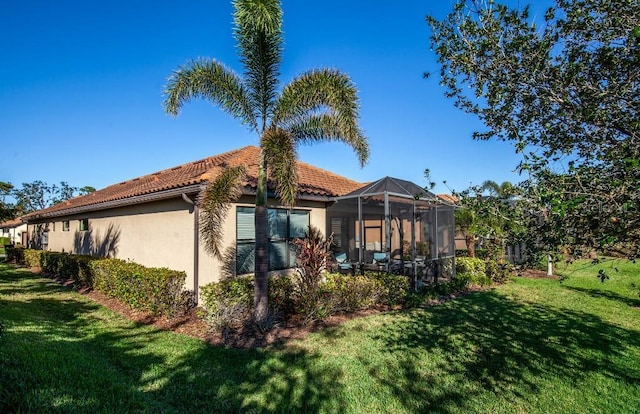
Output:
[
  {"xmin": 27, "ymin": 194, "xmax": 330, "ymax": 294},
  {"xmin": 30, "ymin": 198, "xmax": 197, "ymax": 288}
]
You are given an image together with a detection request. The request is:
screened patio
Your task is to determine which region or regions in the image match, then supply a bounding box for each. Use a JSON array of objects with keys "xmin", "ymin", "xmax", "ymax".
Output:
[{"xmin": 326, "ymin": 177, "xmax": 456, "ymax": 286}]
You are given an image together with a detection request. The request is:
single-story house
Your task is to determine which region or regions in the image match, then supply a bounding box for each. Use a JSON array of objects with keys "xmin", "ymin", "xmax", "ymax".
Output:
[
  {"xmin": 22, "ymin": 146, "xmax": 364, "ymax": 293},
  {"xmin": 1, "ymin": 217, "xmax": 27, "ymax": 245},
  {"xmin": 22, "ymin": 145, "xmax": 456, "ymax": 297}
]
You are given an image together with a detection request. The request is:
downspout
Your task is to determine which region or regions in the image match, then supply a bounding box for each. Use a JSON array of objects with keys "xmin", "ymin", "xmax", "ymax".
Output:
[{"xmin": 182, "ymin": 193, "xmax": 199, "ymax": 304}]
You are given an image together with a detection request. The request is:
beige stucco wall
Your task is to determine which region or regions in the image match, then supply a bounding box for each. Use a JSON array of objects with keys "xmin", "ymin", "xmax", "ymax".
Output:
[
  {"xmin": 30, "ymin": 198, "xmax": 197, "ymax": 289},
  {"xmin": 28, "ymin": 194, "xmax": 330, "ymax": 294}
]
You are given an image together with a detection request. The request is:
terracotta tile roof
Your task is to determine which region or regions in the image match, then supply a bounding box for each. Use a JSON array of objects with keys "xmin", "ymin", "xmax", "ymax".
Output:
[
  {"xmin": 0, "ymin": 217, "xmax": 24, "ymax": 228},
  {"xmin": 24, "ymin": 146, "xmax": 364, "ymax": 219},
  {"xmin": 437, "ymin": 194, "xmax": 459, "ymax": 204}
]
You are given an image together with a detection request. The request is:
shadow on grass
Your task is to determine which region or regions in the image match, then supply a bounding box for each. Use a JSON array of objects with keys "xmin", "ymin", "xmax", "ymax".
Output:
[
  {"xmin": 365, "ymin": 290, "xmax": 640, "ymax": 413},
  {"xmin": 563, "ymin": 285, "xmax": 640, "ymax": 308},
  {"xmin": 0, "ymin": 265, "xmax": 345, "ymax": 413}
]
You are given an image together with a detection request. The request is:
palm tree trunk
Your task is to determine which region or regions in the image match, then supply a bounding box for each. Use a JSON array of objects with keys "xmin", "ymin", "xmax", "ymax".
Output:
[
  {"xmin": 465, "ymin": 234, "xmax": 475, "ymax": 258},
  {"xmin": 254, "ymin": 151, "xmax": 269, "ymax": 324}
]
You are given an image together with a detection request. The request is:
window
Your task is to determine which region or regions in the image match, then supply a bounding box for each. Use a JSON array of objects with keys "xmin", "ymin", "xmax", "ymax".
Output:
[
  {"xmin": 79, "ymin": 219, "xmax": 89, "ymax": 232},
  {"xmin": 51, "ymin": 222, "xmax": 56, "ymax": 232},
  {"xmin": 236, "ymin": 207, "xmax": 310, "ymax": 275},
  {"xmin": 330, "ymin": 217, "xmax": 343, "ymax": 248},
  {"xmin": 62, "ymin": 221, "xmax": 70, "ymax": 231}
]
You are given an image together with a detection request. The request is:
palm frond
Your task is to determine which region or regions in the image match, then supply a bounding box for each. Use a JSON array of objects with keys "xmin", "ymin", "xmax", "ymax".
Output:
[
  {"xmin": 287, "ymin": 113, "xmax": 369, "ymax": 167},
  {"xmin": 198, "ymin": 166, "xmax": 247, "ymax": 259},
  {"xmin": 262, "ymin": 128, "xmax": 297, "ymax": 207},
  {"xmin": 234, "ymin": 0, "xmax": 282, "ymax": 128},
  {"xmin": 163, "ymin": 58, "xmax": 257, "ymax": 131},
  {"xmin": 274, "ymin": 69, "xmax": 369, "ymax": 166}
]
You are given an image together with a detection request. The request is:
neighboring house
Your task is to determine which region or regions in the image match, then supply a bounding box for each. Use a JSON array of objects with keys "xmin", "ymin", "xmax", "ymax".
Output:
[
  {"xmin": 436, "ymin": 194, "xmax": 467, "ymax": 251},
  {"xmin": 22, "ymin": 146, "xmax": 364, "ymax": 296},
  {"xmin": 0, "ymin": 217, "xmax": 27, "ymax": 245}
]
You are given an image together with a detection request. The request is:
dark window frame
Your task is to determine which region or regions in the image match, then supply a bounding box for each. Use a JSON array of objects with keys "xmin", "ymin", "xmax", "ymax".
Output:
[{"xmin": 235, "ymin": 206, "xmax": 310, "ymax": 275}]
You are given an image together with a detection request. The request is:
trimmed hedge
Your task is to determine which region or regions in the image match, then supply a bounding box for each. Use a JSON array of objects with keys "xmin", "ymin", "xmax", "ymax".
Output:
[
  {"xmin": 361, "ymin": 272, "xmax": 409, "ymax": 307},
  {"xmin": 23, "ymin": 249, "xmax": 43, "ymax": 267},
  {"xmin": 40, "ymin": 251, "xmax": 102, "ymax": 287},
  {"xmin": 90, "ymin": 259, "xmax": 186, "ymax": 316},
  {"xmin": 324, "ymin": 274, "xmax": 379, "ymax": 312},
  {"xmin": 5, "ymin": 246, "xmax": 24, "ymax": 264},
  {"xmin": 8, "ymin": 248, "xmax": 187, "ymax": 317}
]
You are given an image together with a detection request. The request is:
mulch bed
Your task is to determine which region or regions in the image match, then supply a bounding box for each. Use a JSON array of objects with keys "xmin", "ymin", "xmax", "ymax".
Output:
[
  {"xmin": 26, "ymin": 266, "xmax": 553, "ymax": 349},
  {"xmin": 30, "ymin": 267, "xmax": 388, "ymax": 349},
  {"xmin": 515, "ymin": 268, "xmax": 558, "ymax": 279}
]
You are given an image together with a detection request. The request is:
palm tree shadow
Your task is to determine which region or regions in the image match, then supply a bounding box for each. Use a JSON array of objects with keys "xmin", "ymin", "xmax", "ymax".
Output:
[{"xmin": 73, "ymin": 223, "xmax": 121, "ymax": 257}]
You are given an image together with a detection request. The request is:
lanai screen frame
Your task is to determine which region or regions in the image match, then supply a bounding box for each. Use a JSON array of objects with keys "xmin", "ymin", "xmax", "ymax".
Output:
[{"xmin": 326, "ymin": 176, "xmax": 456, "ymax": 276}]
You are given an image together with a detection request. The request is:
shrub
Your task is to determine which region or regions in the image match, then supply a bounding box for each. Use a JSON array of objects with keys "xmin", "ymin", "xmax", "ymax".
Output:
[
  {"xmin": 23, "ymin": 249, "xmax": 43, "ymax": 267},
  {"xmin": 455, "ymin": 248, "xmax": 489, "ymax": 259},
  {"xmin": 268, "ymin": 275, "xmax": 296, "ymax": 315},
  {"xmin": 454, "ymin": 257, "xmax": 493, "ymax": 287},
  {"xmin": 455, "ymin": 257, "xmax": 486, "ymax": 278},
  {"xmin": 49, "ymin": 252, "xmax": 102, "ymax": 287},
  {"xmin": 291, "ymin": 227, "xmax": 334, "ymax": 324},
  {"xmin": 200, "ymin": 277, "xmax": 253, "ymax": 331},
  {"xmin": 485, "ymin": 259, "xmax": 514, "ymax": 284},
  {"xmin": 366, "ymin": 272, "xmax": 409, "ymax": 306},
  {"xmin": 199, "ymin": 275, "xmax": 296, "ymax": 332},
  {"xmin": 324, "ymin": 273, "xmax": 378, "ymax": 312},
  {"xmin": 5, "ymin": 246, "xmax": 24, "ymax": 264},
  {"xmin": 90, "ymin": 258, "xmax": 186, "ymax": 316}
]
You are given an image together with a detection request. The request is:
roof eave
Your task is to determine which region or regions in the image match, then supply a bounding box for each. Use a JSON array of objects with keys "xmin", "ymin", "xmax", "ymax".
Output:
[
  {"xmin": 24, "ymin": 184, "xmax": 204, "ymax": 222},
  {"xmin": 24, "ymin": 184, "xmax": 336, "ymax": 222}
]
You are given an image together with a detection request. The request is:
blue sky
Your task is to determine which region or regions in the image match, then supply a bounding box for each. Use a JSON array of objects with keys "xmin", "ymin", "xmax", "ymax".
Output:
[{"xmin": 1, "ymin": 0, "xmax": 527, "ymax": 196}]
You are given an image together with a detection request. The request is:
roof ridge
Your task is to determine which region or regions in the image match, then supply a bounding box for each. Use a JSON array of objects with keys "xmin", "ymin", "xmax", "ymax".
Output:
[{"xmin": 109, "ymin": 145, "xmax": 259, "ymax": 188}]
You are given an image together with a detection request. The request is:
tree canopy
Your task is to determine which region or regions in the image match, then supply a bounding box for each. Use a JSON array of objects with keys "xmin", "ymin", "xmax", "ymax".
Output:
[
  {"xmin": 0, "ymin": 182, "xmax": 16, "ymax": 223},
  {"xmin": 5, "ymin": 181, "xmax": 94, "ymax": 217},
  {"xmin": 428, "ymin": 0, "xmax": 640, "ymax": 258}
]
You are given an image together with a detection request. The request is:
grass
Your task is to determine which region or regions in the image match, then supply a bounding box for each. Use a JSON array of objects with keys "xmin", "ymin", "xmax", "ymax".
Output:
[{"xmin": 1, "ymin": 260, "xmax": 639, "ymax": 413}]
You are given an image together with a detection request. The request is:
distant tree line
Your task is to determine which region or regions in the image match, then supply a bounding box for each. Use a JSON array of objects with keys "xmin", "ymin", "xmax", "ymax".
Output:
[{"xmin": 0, "ymin": 181, "xmax": 95, "ymax": 222}]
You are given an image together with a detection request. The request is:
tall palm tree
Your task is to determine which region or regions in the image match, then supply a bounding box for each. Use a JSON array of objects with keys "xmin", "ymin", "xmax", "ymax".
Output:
[{"xmin": 163, "ymin": 0, "xmax": 369, "ymax": 323}]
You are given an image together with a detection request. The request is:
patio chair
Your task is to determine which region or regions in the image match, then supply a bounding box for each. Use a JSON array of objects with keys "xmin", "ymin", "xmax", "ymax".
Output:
[
  {"xmin": 390, "ymin": 259, "xmax": 404, "ymax": 274},
  {"xmin": 372, "ymin": 252, "xmax": 388, "ymax": 271},
  {"xmin": 334, "ymin": 252, "xmax": 353, "ymax": 273}
]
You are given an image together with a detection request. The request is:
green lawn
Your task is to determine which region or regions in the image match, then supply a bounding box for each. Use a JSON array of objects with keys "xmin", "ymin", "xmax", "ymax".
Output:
[{"xmin": 1, "ymin": 261, "xmax": 639, "ymax": 413}]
